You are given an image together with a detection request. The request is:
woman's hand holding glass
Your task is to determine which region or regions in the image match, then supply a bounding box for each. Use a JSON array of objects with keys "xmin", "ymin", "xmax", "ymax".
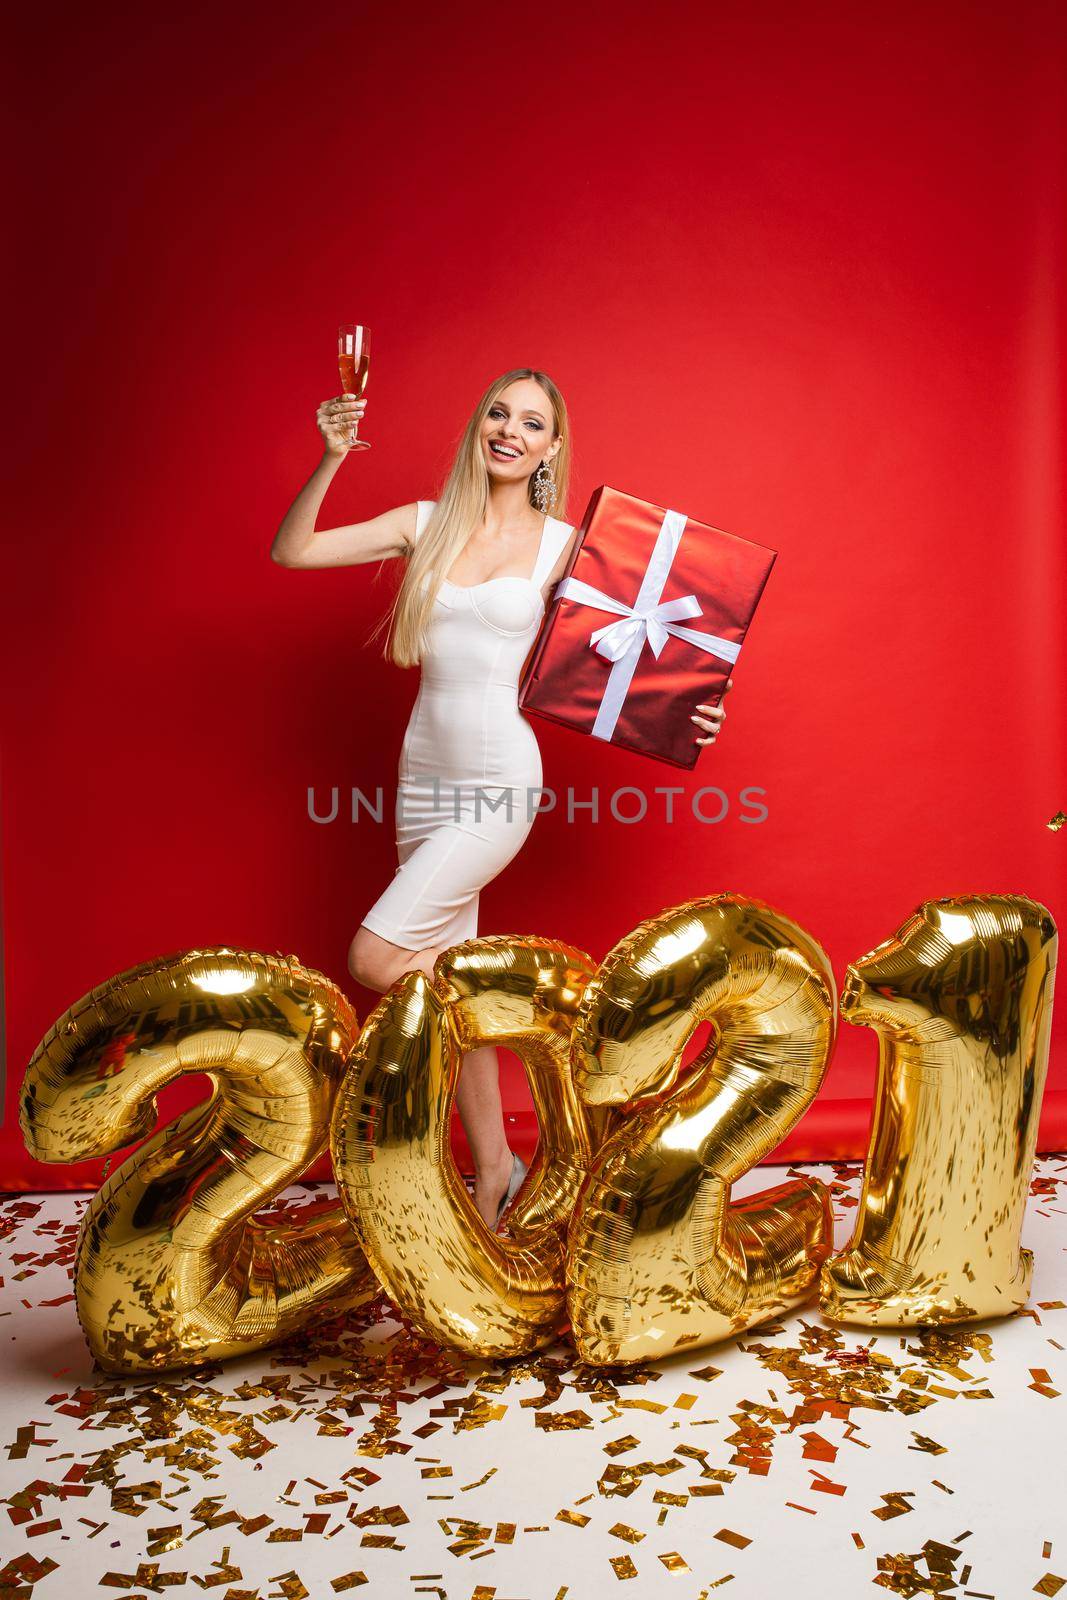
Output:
[{"xmin": 316, "ymin": 394, "xmax": 370, "ymax": 457}]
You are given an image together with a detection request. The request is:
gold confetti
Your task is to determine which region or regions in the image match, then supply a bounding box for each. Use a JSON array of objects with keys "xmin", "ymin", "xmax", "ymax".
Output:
[
  {"xmin": 715, "ymin": 1529, "xmax": 752, "ymax": 1549},
  {"xmin": 872, "ymin": 1492, "xmax": 915, "ymax": 1521},
  {"xmin": 873, "ymin": 1537, "xmax": 979, "ymax": 1595},
  {"xmin": 1029, "ymin": 1369, "xmax": 1061, "ymax": 1398},
  {"xmin": 1, "ymin": 1162, "xmax": 1061, "ymax": 1600},
  {"xmin": 271, "ymin": 1573, "xmax": 310, "ymax": 1600},
  {"xmin": 909, "ymin": 1433, "xmax": 947, "ymax": 1454},
  {"xmin": 353, "ymin": 1504, "xmax": 409, "ymax": 1527},
  {"xmin": 460, "ymin": 1469, "xmax": 497, "ymax": 1491},
  {"xmin": 535, "ymin": 1409, "xmax": 593, "ymax": 1431},
  {"xmin": 145, "ymin": 1524, "xmax": 185, "ymax": 1555},
  {"xmin": 659, "ymin": 1551, "xmax": 690, "ymax": 1572}
]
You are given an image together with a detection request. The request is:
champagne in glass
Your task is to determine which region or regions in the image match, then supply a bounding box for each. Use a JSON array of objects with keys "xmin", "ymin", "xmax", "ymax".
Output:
[{"xmin": 338, "ymin": 324, "xmax": 371, "ymax": 448}]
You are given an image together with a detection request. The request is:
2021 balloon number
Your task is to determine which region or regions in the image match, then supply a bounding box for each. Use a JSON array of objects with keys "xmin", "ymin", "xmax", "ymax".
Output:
[{"xmin": 19, "ymin": 892, "xmax": 1056, "ymax": 1373}]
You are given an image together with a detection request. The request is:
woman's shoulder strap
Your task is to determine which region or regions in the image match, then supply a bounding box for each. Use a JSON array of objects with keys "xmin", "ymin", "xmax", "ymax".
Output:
[
  {"xmin": 533, "ymin": 514, "xmax": 577, "ymax": 590},
  {"xmin": 413, "ymin": 500, "xmax": 437, "ymax": 543}
]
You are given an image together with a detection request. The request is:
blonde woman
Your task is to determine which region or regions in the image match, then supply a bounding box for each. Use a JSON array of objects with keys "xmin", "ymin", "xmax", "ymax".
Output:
[{"xmin": 271, "ymin": 368, "xmax": 729, "ymax": 1228}]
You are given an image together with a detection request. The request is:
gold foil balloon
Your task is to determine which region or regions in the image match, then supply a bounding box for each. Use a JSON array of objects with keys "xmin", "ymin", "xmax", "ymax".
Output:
[
  {"xmin": 331, "ymin": 936, "xmax": 599, "ymax": 1358},
  {"xmin": 20, "ymin": 894, "xmax": 1055, "ymax": 1376},
  {"xmin": 19, "ymin": 947, "xmax": 378, "ymax": 1373},
  {"xmin": 567, "ymin": 894, "xmax": 836, "ymax": 1365},
  {"xmin": 820, "ymin": 894, "xmax": 1057, "ymax": 1326}
]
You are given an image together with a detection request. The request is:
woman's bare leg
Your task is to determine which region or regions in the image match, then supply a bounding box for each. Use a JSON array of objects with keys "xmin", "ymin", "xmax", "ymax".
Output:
[
  {"xmin": 348, "ymin": 926, "xmax": 515, "ymax": 1226},
  {"xmin": 454, "ymin": 1043, "xmax": 515, "ymax": 1227}
]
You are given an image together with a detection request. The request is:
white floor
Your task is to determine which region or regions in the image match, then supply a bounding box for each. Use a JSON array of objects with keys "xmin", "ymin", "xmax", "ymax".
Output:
[{"xmin": 2, "ymin": 1158, "xmax": 1065, "ymax": 1600}]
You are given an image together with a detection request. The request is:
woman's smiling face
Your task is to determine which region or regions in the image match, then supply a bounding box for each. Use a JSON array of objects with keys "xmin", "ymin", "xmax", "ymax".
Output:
[{"xmin": 481, "ymin": 378, "xmax": 560, "ymax": 483}]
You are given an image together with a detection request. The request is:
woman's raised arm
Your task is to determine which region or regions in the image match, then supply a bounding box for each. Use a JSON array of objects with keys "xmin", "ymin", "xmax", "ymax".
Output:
[{"xmin": 270, "ymin": 390, "xmax": 419, "ymax": 569}]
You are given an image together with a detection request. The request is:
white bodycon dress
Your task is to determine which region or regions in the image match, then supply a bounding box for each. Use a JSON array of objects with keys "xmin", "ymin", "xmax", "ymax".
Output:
[{"xmin": 359, "ymin": 500, "xmax": 576, "ymax": 952}]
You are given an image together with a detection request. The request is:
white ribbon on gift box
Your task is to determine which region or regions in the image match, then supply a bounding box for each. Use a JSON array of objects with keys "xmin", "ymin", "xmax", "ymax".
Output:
[{"xmin": 554, "ymin": 506, "xmax": 742, "ymax": 743}]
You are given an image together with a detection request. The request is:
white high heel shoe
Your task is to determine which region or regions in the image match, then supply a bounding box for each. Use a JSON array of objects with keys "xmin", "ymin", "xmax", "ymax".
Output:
[{"xmin": 495, "ymin": 1151, "xmax": 528, "ymax": 1227}]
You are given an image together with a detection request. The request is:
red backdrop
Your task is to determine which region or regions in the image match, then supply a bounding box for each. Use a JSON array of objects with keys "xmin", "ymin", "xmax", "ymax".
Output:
[{"xmin": 4, "ymin": 0, "xmax": 1065, "ymax": 1189}]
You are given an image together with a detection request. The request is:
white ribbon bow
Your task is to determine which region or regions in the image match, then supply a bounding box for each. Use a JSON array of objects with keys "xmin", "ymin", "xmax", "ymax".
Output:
[{"xmin": 555, "ymin": 507, "xmax": 741, "ymax": 743}]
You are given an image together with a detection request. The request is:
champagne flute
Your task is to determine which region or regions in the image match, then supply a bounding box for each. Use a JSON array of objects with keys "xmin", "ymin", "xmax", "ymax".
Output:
[{"xmin": 337, "ymin": 324, "xmax": 371, "ymax": 449}]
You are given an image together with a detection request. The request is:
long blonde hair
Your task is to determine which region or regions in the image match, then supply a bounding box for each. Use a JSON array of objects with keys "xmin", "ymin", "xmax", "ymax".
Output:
[{"xmin": 372, "ymin": 368, "xmax": 572, "ymax": 669}]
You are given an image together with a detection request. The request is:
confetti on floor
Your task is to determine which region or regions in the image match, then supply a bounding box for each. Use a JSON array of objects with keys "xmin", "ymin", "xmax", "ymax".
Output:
[{"xmin": 1, "ymin": 1157, "xmax": 1064, "ymax": 1599}]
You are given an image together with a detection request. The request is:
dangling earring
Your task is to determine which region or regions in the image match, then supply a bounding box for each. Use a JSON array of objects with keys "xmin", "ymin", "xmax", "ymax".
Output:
[{"xmin": 532, "ymin": 458, "xmax": 558, "ymax": 514}]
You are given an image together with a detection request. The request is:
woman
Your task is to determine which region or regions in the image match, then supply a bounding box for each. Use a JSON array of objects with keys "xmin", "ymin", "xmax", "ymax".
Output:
[{"xmin": 270, "ymin": 368, "xmax": 729, "ymax": 1228}]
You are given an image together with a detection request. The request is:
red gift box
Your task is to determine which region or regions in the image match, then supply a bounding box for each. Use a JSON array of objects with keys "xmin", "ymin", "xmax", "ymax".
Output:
[{"xmin": 519, "ymin": 485, "xmax": 778, "ymax": 769}]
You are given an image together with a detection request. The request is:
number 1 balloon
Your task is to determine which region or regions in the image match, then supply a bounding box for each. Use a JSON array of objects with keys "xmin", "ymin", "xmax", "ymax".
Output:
[{"xmin": 820, "ymin": 894, "xmax": 1057, "ymax": 1326}]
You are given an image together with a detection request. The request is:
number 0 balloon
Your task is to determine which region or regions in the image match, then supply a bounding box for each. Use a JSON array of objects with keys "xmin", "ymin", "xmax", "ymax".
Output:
[{"xmin": 331, "ymin": 936, "xmax": 600, "ymax": 1358}]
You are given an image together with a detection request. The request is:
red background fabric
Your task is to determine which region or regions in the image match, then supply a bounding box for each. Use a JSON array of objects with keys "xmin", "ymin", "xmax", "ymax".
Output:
[{"xmin": 4, "ymin": 0, "xmax": 1065, "ymax": 1189}]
